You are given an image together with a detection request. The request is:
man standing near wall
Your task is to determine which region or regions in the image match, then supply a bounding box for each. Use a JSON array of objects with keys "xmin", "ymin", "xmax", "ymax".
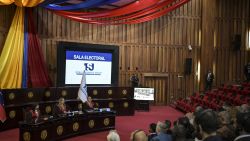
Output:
[
  {"xmin": 205, "ymin": 70, "xmax": 214, "ymax": 91},
  {"xmin": 244, "ymin": 62, "xmax": 250, "ymax": 82}
]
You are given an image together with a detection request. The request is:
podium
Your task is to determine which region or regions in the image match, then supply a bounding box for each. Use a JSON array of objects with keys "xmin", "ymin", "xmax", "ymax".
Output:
[{"xmin": 135, "ymin": 100, "xmax": 149, "ymax": 111}]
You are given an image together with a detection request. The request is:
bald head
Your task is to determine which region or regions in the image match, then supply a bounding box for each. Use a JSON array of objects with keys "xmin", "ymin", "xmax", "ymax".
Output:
[
  {"xmin": 107, "ymin": 130, "xmax": 120, "ymax": 141},
  {"xmin": 130, "ymin": 130, "xmax": 148, "ymax": 141}
]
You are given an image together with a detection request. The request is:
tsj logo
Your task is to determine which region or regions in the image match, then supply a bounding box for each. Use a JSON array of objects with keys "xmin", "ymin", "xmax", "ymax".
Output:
[{"xmin": 84, "ymin": 63, "xmax": 94, "ymax": 71}]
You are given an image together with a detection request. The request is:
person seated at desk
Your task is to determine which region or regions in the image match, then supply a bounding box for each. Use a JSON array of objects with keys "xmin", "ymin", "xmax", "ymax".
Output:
[
  {"xmin": 53, "ymin": 98, "xmax": 70, "ymax": 116},
  {"xmin": 23, "ymin": 104, "xmax": 40, "ymax": 122},
  {"xmin": 83, "ymin": 96, "xmax": 96, "ymax": 110},
  {"xmin": 32, "ymin": 104, "xmax": 40, "ymax": 118}
]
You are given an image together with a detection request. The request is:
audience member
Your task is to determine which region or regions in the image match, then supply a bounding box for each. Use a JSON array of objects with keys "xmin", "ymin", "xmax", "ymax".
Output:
[
  {"xmin": 194, "ymin": 109, "xmax": 222, "ymax": 141},
  {"xmin": 217, "ymin": 111, "xmax": 236, "ymax": 141},
  {"xmin": 165, "ymin": 120, "xmax": 173, "ymax": 135},
  {"xmin": 148, "ymin": 123, "xmax": 157, "ymax": 141},
  {"xmin": 151, "ymin": 121, "xmax": 172, "ymax": 141},
  {"xmin": 130, "ymin": 129, "xmax": 148, "ymax": 141},
  {"xmin": 172, "ymin": 124, "xmax": 194, "ymax": 141},
  {"xmin": 107, "ymin": 130, "xmax": 120, "ymax": 141},
  {"xmin": 194, "ymin": 106, "xmax": 204, "ymax": 117},
  {"xmin": 234, "ymin": 112, "xmax": 250, "ymax": 141},
  {"xmin": 177, "ymin": 117, "xmax": 195, "ymax": 139}
]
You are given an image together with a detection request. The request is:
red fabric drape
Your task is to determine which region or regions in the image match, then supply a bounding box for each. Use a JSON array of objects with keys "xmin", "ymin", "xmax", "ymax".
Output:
[
  {"xmin": 27, "ymin": 8, "xmax": 52, "ymax": 87},
  {"xmin": 54, "ymin": 0, "xmax": 160, "ymax": 18},
  {"xmin": 54, "ymin": 0, "xmax": 189, "ymax": 25}
]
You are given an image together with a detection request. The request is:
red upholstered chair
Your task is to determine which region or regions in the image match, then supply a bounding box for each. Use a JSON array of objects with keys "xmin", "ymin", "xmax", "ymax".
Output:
[
  {"xmin": 232, "ymin": 95, "xmax": 243, "ymax": 105},
  {"xmin": 241, "ymin": 87, "xmax": 250, "ymax": 96},
  {"xmin": 225, "ymin": 92, "xmax": 234, "ymax": 102}
]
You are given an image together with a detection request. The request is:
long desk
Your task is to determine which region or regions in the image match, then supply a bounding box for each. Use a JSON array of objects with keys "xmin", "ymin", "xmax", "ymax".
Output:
[
  {"xmin": 19, "ymin": 111, "xmax": 116, "ymax": 141},
  {"xmin": 1, "ymin": 86, "xmax": 134, "ymax": 131}
]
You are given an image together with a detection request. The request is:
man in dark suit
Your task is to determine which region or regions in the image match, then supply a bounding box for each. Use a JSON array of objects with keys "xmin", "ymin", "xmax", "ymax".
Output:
[
  {"xmin": 130, "ymin": 74, "xmax": 139, "ymax": 87},
  {"xmin": 151, "ymin": 121, "xmax": 172, "ymax": 141},
  {"xmin": 234, "ymin": 112, "xmax": 250, "ymax": 141},
  {"xmin": 194, "ymin": 109, "xmax": 223, "ymax": 141},
  {"xmin": 148, "ymin": 123, "xmax": 157, "ymax": 141},
  {"xmin": 244, "ymin": 62, "xmax": 250, "ymax": 82},
  {"xmin": 205, "ymin": 70, "xmax": 214, "ymax": 91}
]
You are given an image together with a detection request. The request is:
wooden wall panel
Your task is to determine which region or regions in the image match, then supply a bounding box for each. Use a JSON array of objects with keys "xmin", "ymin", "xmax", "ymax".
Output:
[
  {"xmin": 0, "ymin": 0, "xmax": 249, "ymax": 105},
  {"xmin": 213, "ymin": 0, "xmax": 250, "ymax": 86}
]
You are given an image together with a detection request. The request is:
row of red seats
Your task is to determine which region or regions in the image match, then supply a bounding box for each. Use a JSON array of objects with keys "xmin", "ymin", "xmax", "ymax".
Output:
[
  {"xmin": 175, "ymin": 82, "xmax": 250, "ymax": 113},
  {"xmin": 218, "ymin": 84, "xmax": 250, "ymax": 96}
]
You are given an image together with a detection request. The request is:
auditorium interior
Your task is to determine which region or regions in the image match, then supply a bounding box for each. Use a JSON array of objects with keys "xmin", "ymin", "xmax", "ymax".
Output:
[{"xmin": 0, "ymin": 0, "xmax": 250, "ymax": 141}]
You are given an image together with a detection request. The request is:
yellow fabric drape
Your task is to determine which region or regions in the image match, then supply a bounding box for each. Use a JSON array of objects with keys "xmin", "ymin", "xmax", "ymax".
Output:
[
  {"xmin": 0, "ymin": 0, "xmax": 14, "ymax": 5},
  {"xmin": 0, "ymin": 7, "xmax": 24, "ymax": 89},
  {"xmin": 0, "ymin": 0, "xmax": 44, "ymax": 7}
]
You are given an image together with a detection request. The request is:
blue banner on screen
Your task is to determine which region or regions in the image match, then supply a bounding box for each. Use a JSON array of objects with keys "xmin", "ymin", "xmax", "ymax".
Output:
[{"xmin": 65, "ymin": 51, "xmax": 112, "ymax": 84}]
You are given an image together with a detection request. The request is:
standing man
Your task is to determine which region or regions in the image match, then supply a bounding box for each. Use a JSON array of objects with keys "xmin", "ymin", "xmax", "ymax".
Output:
[
  {"xmin": 244, "ymin": 62, "xmax": 250, "ymax": 82},
  {"xmin": 130, "ymin": 74, "xmax": 139, "ymax": 87},
  {"xmin": 205, "ymin": 70, "xmax": 214, "ymax": 91}
]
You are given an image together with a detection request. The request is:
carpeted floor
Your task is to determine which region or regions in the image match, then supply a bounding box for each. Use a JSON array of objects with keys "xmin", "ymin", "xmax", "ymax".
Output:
[{"xmin": 0, "ymin": 106, "xmax": 183, "ymax": 141}]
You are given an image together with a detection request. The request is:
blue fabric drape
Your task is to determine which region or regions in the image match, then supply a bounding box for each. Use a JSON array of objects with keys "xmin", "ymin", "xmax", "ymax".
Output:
[
  {"xmin": 44, "ymin": 0, "xmax": 119, "ymax": 10},
  {"xmin": 22, "ymin": 9, "xmax": 28, "ymax": 88},
  {"xmin": 39, "ymin": 0, "xmax": 69, "ymax": 6}
]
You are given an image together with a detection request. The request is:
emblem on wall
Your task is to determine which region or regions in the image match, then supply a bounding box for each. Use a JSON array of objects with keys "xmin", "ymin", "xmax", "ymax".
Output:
[
  {"xmin": 73, "ymin": 122, "xmax": 79, "ymax": 131},
  {"xmin": 9, "ymin": 110, "xmax": 16, "ymax": 119},
  {"xmin": 122, "ymin": 89, "xmax": 127, "ymax": 95},
  {"xmin": 27, "ymin": 92, "xmax": 34, "ymax": 98},
  {"xmin": 93, "ymin": 89, "xmax": 98, "ymax": 95},
  {"xmin": 109, "ymin": 102, "xmax": 114, "ymax": 108},
  {"xmin": 45, "ymin": 91, "xmax": 51, "ymax": 97},
  {"xmin": 61, "ymin": 90, "xmax": 67, "ymax": 97},
  {"xmin": 57, "ymin": 126, "xmax": 63, "ymax": 136},
  {"xmin": 103, "ymin": 118, "xmax": 110, "ymax": 126},
  {"xmin": 88, "ymin": 120, "xmax": 95, "ymax": 128},
  {"xmin": 123, "ymin": 102, "xmax": 129, "ymax": 108},
  {"xmin": 40, "ymin": 130, "xmax": 47, "ymax": 140},
  {"xmin": 108, "ymin": 89, "xmax": 112, "ymax": 95},
  {"xmin": 23, "ymin": 132, "xmax": 31, "ymax": 141},
  {"xmin": 9, "ymin": 93, "xmax": 15, "ymax": 100},
  {"xmin": 45, "ymin": 106, "xmax": 52, "ymax": 114}
]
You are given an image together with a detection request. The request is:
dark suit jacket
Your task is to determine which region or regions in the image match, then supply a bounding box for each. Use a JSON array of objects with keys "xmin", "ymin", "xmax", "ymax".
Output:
[
  {"xmin": 53, "ymin": 104, "xmax": 69, "ymax": 116},
  {"xmin": 82, "ymin": 101, "xmax": 96, "ymax": 110},
  {"xmin": 148, "ymin": 133, "xmax": 157, "ymax": 141},
  {"xmin": 203, "ymin": 135, "xmax": 223, "ymax": 141},
  {"xmin": 151, "ymin": 132, "xmax": 172, "ymax": 141}
]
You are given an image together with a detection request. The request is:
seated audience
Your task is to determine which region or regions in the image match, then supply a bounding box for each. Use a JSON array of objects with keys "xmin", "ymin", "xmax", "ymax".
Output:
[
  {"xmin": 194, "ymin": 109, "xmax": 222, "ymax": 141},
  {"xmin": 234, "ymin": 112, "xmax": 250, "ymax": 141},
  {"xmin": 107, "ymin": 130, "xmax": 120, "ymax": 141},
  {"xmin": 172, "ymin": 124, "xmax": 194, "ymax": 141},
  {"xmin": 165, "ymin": 120, "xmax": 173, "ymax": 135},
  {"xmin": 148, "ymin": 123, "xmax": 157, "ymax": 141},
  {"xmin": 217, "ymin": 111, "xmax": 236, "ymax": 141},
  {"xmin": 53, "ymin": 98, "xmax": 70, "ymax": 116},
  {"xmin": 185, "ymin": 112, "xmax": 195, "ymax": 125},
  {"xmin": 193, "ymin": 106, "xmax": 204, "ymax": 117},
  {"xmin": 130, "ymin": 129, "xmax": 148, "ymax": 141},
  {"xmin": 177, "ymin": 117, "xmax": 195, "ymax": 140},
  {"xmin": 151, "ymin": 121, "xmax": 172, "ymax": 141}
]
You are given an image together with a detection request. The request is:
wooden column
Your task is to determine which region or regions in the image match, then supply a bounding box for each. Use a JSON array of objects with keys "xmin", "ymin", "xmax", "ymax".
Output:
[{"xmin": 200, "ymin": 0, "xmax": 217, "ymax": 90}]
